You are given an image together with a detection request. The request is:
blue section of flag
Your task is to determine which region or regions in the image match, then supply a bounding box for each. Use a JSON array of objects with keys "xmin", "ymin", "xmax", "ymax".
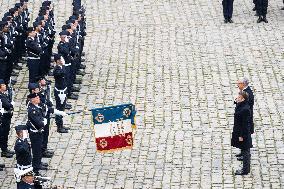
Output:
[{"xmin": 91, "ymin": 104, "xmax": 136, "ymax": 125}]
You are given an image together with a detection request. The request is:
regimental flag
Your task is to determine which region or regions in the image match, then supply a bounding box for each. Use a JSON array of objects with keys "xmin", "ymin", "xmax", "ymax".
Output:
[{"xmin": 91, "ymin": 104, "xmax": 136, "ymax": 152}]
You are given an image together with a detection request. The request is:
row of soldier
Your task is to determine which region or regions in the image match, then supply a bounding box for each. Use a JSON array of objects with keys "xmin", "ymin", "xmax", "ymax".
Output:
[
  {"xmin": 222, "ymin": 0, "xmax": 282, "ymax": 23},
  {"xmin": 0, "ymin": 0, "xmax": 86, "ymax": 188}
]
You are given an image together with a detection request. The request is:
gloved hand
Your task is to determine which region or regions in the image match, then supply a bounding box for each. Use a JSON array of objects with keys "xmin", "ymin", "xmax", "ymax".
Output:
[
  {"xmin": 11, "ymin": 101, "xmax": 15, "ymax": 106},
  {"xmin": 43, "ymin": 118, "xmax": 47, "ymax": 126},
  {"xmin": 54, "ymin": 109, "xmax": 68, "ymax": 116},
  {"xmin": 0, "ymin": 108, "xmax": 4, "ymax": 114}
]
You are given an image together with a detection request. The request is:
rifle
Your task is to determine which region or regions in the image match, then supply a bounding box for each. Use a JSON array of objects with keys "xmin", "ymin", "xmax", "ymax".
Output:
[{"xmin": 46, "ymin": 82, "xmax": 53, "ymax": 104}]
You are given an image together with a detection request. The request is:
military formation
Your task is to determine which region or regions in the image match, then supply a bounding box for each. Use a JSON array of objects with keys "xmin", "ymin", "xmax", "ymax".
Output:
[
  {"xmin": 222, "ymin": 0, "xmax": 280, "ymax": 23},
  {"xmin": 0, "ymin": 0, "xmax": 86, "ymax": 188}
]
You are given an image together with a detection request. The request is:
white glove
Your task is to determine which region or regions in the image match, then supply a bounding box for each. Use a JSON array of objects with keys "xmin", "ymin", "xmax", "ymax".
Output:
[
  {"xmin": 60, "ymin": 56, "xmax": 65, "ymax": 65},
  {"xmin": 43, "ymin": 118, "xmax": 47, "ymax": 126},
  {"xmin": 11, "ymin": 101, "xmax": 15, "ymax": 106},
  {"xmin": 54, "ymin": 109, "xmax": 67, "ymax": 116},
  {"xmin": 0, "ymin": 108, "xmax": 4, "ymax": 114}
]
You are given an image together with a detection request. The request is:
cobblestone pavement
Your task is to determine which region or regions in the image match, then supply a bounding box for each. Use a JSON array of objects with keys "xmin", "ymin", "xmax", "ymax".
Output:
[{"xmin": 0, "ymin": 0, "xmax": 284, "ymax": 188}]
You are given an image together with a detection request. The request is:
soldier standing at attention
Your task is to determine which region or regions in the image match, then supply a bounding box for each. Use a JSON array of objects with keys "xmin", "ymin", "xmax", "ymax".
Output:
[
  {"xmin": 0, "ymin": 79, "xmax": 15, "ymax": 158},
  {"xmin": 222, "ymin": 0, "xmax": 234, "ymax": 23}
]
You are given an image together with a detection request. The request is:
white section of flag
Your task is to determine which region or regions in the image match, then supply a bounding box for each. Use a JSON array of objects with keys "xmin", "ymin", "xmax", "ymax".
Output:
[{"xmin": 94, "ymin": 119, "xmax": 132, "ymax": 138}]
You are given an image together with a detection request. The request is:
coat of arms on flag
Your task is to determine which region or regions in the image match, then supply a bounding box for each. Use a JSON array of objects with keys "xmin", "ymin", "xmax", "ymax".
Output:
[{"xmin": 91, "ymin": 104, "xmax": 136, "ymax": 152}]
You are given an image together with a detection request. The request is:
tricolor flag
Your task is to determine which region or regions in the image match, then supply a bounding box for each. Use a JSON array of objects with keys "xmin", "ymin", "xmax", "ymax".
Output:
[{"xmin": 91, "ymin": 104, "xmax": 136, "ymax": 152}]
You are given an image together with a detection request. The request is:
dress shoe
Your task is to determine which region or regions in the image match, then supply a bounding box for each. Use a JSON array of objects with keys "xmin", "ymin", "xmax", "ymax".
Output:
[
  {"xmin": 74, "ymin": 79, "xmax": 82, "ymax": 84},
  {"xmin": 57, "ymin": 127, "xmax": 68, "ymax": 133},
  {"xmin": 257, "ymin": 17, "xmax": 262, "ymax": 23},
  {"xmin": 224, "ymin": 19, "xmax": 228, "ymax": 23},
  {"xmin": 237, "ymin": 156, "xmax": 243, "ymax": 161},
  {"xmin": 79, "ymin": 64, "xmax": 86, "ymax": 69},
  {"xmin": 77, "ymin": 70, "xmax": 85, "ymax": 76},
  {"xmin": 1, "ymin": 151, "xmax": 14, "ymax": 158},
  {"xmin": 235, "ymin": 169, "xmax": 249, "ymax": 175},
  {"xmin": 262, "ymin": 17, "xmax": 268, "ymax": 23},
  {"xmin": 10, "ymin": 80, "xmax": 17, "ymax": 85},
  {"xmin": 71, "ymin": 86, "xmax": 80, "ymax": 92},
  {"xmin": 0, "ymin": 164, "xmax": 5, "ymax": 168},
  {"xmin": 42, "ymin": 151, "xmax": 54, "ymax": 158},
  {"xmin": 252, "ymin": 7, "xmax": 256, "ymax": 11},
  {"xmin": 281, "ymin": 7, "xmax": 284, "ymax": 10},
  {"xmin": 14, "ymin": 64, "xmax": 22, "ymax": 70},
  {"xmin": 235, "ymin": 153, "xmax": 242, "ymax": 157},
  {"xmin": 11, "ymin": 71, "xmax": 19, "ymax": 76},
  {"xmin": 0, "ymin": 167, "xmax": 3, "ymax": 171},
  {"xmin": 39, "ymin": 165, "xmax": 48, "ymax": 170},
  {"xmin": 81, "ymin": 59, "xmax": 86, "ymax": 63},
  {"xmin": 41, "ymin": 162, "xmax": 48, "ymax": 167},
  {"xmin": 81, "ymin": 52, "xmax": 85, "ymax": 56},
  {"xmin": 68, "ymin": 94, "xmax": 78, "ymax": 100},
  {"xmin": 228, "ymin": 19, "xmax": 233, "ymax": 23},
  {"xmin": 65, "ymin": 104, "xmax": 72, "ymax": 109},
  {"xmin": 63, "ymin": 126, "xmax": 70, "ymax": 130},
  {"xmin": 5, "ymin": 149, "xmax": 15, "ymax": 154}
]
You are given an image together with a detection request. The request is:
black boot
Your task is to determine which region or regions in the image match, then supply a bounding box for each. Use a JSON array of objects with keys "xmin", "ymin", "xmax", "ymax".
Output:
[
  {"xmin": 57, "ymin": 125, "xmax": 68, "ymax": 133},
  {"xmin": 0, "ymin": 164, "xmax": 5, "ymax": 168},
  {"xmin": 235, "ymin": 169, "xmax": 249, "ymax": 175},
  {"xmin": 235, "ymin": 152, "xmax": 242, "ymax": 157},
  {"xmin": 252, "ymin": 7, "xmax": 256, "ymax": 11},
  {"xmin": 262, "ymin": 16, "xmax": 268, "ymax": 23},
  {"xmin": 257, "ymin": 16, "xmax": 262, "ymax": 23}
]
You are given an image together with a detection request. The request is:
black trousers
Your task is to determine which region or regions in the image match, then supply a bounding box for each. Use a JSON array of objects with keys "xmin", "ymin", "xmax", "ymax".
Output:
[
  {"xmin": 0, "ymin": 61, "xmax": 8, "ymax": 84},
  {"xmin": 256, "ymin": 0, "xmax": 268, "ymax": 16},
  {"xmin": 222, "ymin": 0, "xmax": 234, "ymax": 19},
  {"xmin": 65, "ymin": 65, "xmax": 73, "ymax": 96},
  {"xmin": 29, "ymin": 132, "xmax": 43, "ymax": 173},
  {"xmin": 54, "ymin": 89, "xmax": 66, "ymax": 128},
  {"xmin": 42, "ymin": 117, "xmax": 50, "ymax": 152},
  {"xmin": 0, "ymin": 114, "xmax": 12, "ymax": 151},
  {"xmin": 241, "ymin": 148, "xmax": 251, "ymax": 173},
  {"xmin": 27, "ymin": 58, "xmax": 41, "ymax": 83}
]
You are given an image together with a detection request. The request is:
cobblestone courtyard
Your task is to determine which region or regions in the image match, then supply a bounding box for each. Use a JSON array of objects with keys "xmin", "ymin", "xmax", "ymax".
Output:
[{"xmin": 0, "ymin": 0, "xmax": 284, "ymax": 188}]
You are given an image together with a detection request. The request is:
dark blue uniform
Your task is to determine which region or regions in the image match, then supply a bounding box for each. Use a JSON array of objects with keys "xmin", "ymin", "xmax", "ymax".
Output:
[
  {"xmin": 53, "ymin": 64, "xmax": 67, "ymax": 132},
  {"xmin": 256, "ymin": 0, "xmax": 268, "ymax": 17},
  {"xmin": 57, "ymin": 41, "xmax": 72, "ymax": 97},
  {"xmin": 14, "ymin": 138, "xmax": 32, "ymax": 168},
  {"xmin": 26, "ymin": 36, "xmax": 42, "ymax": 83},
  {"xmin": 222, "ymin": 0, "xmax": 234, "ymax": 21},
  {"xmin": 26, "ymin": 103, "xmax": 45, "ymax": 174},
  {"xmin": 0, "ymin": 34, "xmax": 12, "ymax": 84},
  {"xmin": 244, "ymin": 86, "xmax": 254, "ymax": 134},
  {"xmin": 17, "ymin": 181, "xmax": 35, "ymax": 189},
  {"xmin": 0, "ymin": 91, "xmax": 13, "ymax": 154}
]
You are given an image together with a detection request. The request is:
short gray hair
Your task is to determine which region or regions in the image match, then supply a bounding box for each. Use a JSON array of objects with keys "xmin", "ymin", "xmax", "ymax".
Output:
[{"xmin": 240, "ymin": 77, "xmax": 249, "ymax": 86}]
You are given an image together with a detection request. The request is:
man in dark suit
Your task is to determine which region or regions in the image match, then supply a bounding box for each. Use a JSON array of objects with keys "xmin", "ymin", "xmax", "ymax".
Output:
[
  {"xmin": 237, "ymin": 77, "xmax": 254, "ymax": 134},
  {"xmin": 232, "ymin": 91, "xmax": 252, "ymax": 175}
]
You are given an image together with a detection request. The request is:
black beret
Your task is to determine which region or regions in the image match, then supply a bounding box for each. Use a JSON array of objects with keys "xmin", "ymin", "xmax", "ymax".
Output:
[
  {"xmin": 0, "ymin": 21, "xmax": 8, "ymax": 29},
  {"xmin": 15, "ymin": 3, "xmax": 22, "ymax": 8},
  {"xmin": 20, "ymin": 0, "xmax": 29, "ymax": 2},
  {"xmin": 59, "ymin": 30, "xmax": 69, "ymax": 36},
  {"xmin": 42, "ymin": 1, "xmax": 51, "ymax": 6},
  {"xmin": 15, "ymin": 125, "xmax": 27, "ymax": 131},
  {"xmin": 28, "ymin": 83, "xmax": 39, "ymax": 90},
  {"xmin": 27, "ymin": 93, "xmax": 39, "ymax": 99},
  {"xmin": 54, "ymin": 54, "xmax": 61, "ymax": 62},
  {"xmin": 36, "ymin": 16, "xmax": 44, "ymax": 22},
  {"xmin": 33, "ymin": 21, "xmax": 41, "ymax": 28},
  {"xmin": 0, "ymin": 79, "xmax": 5, "ymax": 85}
]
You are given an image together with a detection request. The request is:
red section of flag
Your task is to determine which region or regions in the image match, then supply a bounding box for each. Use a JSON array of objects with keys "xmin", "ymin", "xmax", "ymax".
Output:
[{"xmin": 95, "ymin": 132, "xmax": 133, "ymax": 152}]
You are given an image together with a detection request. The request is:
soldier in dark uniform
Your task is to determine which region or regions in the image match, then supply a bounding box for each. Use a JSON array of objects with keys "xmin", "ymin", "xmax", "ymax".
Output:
[
  {"xmin": 222, "ymin": 0, "xmax": 234, "ymax": 23},
  {"xmin": 53, "ymin": 54, "xmax": 69, "ymax": 133},
  {"xmin": 14, "ymin": 125, "xmax": 32, "ymax": 171},
  {"xmin": 256, "ymin": 0, "xmax": 268, "ymax": 23},
  {"xmin": 0, "ymin": 21, "xmax": 13, "ymax": 84},
  {"xmin": 0, "ymin": 99, "xmax": 5, "ymax": 171},
  {"xmin": 26, "ymin": 93, "xmax": 46, "ymax": 175},
  {"xmin": 0, "ymin": 79, "xmax": 14, "ymax": 158},
  {"xmin": 57, "ymin": 30, "xmax": 78, "ymax": 100},
  {"xmin": 26, "ymin": 26, "xmax": 42, "ymax": 83},
  {"xmin": 232, "ymin": 91, "xmax": 252, "ymax": 175}
]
